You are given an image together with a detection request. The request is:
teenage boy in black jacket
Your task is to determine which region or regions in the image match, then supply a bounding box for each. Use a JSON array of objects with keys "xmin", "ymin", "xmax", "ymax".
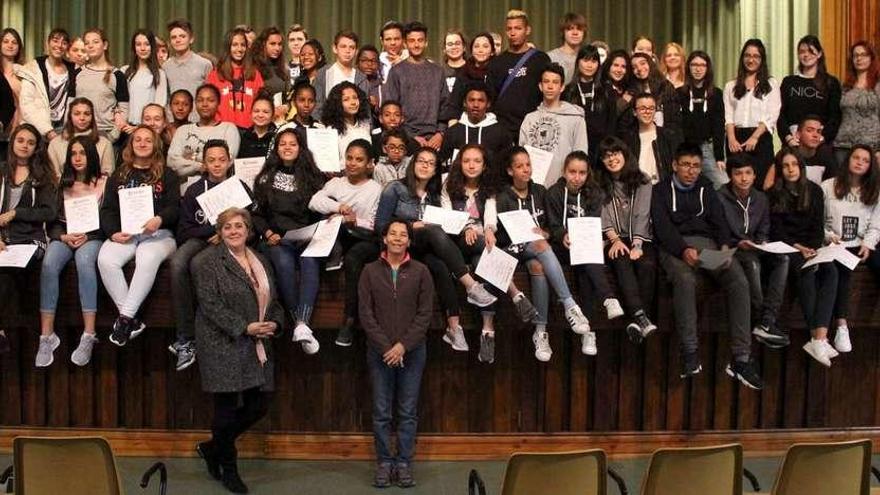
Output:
[
  {"xmin": 718, "ymin": 154, "xmax": 790, "ymax": 348},
  {"xmin": 651, "ymin": 143, "xmax": 762, "ymax": 389},
  {"xmin": 438, "ymin": 82, "xmax": 513, "ymax": 174}
]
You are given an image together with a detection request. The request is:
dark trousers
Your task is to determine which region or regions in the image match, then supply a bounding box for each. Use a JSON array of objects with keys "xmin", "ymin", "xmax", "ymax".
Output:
[
  {"xmin": 0, "ymin": 247, "xmax": 43, "ymax": 330},
  {"xmin": 789, "ymin": 253, "xmax": 838, "ymax": 330},
  {"xmin": 455, "ymin": 233, "xmax": 498, "ymax": 314},
  {"xmin": 210, "ymin": 387, "xmax": 270, "ymax": 462},
  {"xmin": 170, "ymin": 238, "xmax": 208, "ymax": 342},
  {"xmin": 556, "ymin": 247, "xmax": 614, "ymax": 319},
  {"xmin": 736, "ymin": 249, "xmax": 789, "ymax": 326},
  {"xmin": 732, "ymin": 128, "xmax": 774, "ymax": 187},
  {"xmin": 368, "ymin": 342, "xmax": 427, "ymax": 465},
  {"xmin": 341, "ymin": 232, "xmax": 380, "ymax": 320},
  {"xmin": 832, "ymin": 246, "xmax": 880, "ymax": 320},
  {"xmin": 605, "ymin": 241, "xmax": 658, "ymax": 318},
  {"xmin": 411, "ymin": 225, "xmax": 469, "ymax": 317}
]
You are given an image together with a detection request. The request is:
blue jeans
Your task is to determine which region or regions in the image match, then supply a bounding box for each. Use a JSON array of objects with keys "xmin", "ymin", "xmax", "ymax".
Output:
[
  {"xmin": 367, "ymin": 342, "xmax": 427, "ymax": 465},
  {"xmin": 40, "ymin": 239, "xmax": 103, "ymax": 313},
  {"xmin": 701, "ymin": 141, "xmax": 729, "ymax": 189},
  {"xmin": 511, "ymin": 242, "xmax": 574, "ymax": 325},
  {"xmin": 268, "ymin": 239, "xmax": 320, "ymax": 323}
]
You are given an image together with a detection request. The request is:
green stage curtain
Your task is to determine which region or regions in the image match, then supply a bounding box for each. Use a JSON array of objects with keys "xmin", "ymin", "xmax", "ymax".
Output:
[{"xmin": 2, "ymin": 0, "xmax": 816, "ymax": 84}]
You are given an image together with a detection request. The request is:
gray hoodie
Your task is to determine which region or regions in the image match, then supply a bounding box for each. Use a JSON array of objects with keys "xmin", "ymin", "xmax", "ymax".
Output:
[{"xmin": 518, "ymin": 101, "xmax": 589, "ymax": 187}]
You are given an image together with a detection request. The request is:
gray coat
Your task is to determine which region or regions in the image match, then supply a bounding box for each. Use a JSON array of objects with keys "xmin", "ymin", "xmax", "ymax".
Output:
[{"xmin": 192, "ymin": 244, "xmax": 285, "ymax": 394}]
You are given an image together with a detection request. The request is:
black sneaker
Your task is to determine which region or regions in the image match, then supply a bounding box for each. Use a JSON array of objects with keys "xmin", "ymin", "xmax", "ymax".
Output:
[
  {"xmin": 196, "ymin": 441, "xmax": 222, "ymax": 480},
  {"xmin": 221, "ymin": 464, "xmax": 248, "ymax": 494},
  {"xmin": 335, "ymin": 319, "xmax": 354, "ymax": 347},
  {"xmin": 325, "ymin": 243, "xmax": 344, "ymax": 271},
  {"xmin": 395, "ymin": 462, "xmax": 415, "ymax": 488},
  {"xmin": 753, "ymin": 322, "xmax": 790, "ymax": 349},
  {"xmin": 635, "ymin": 310, "xmax": 657, "ymax": 338},
  {"xmin": 625, "ymin": 322, "xmax": 644, "ymax": 344},
  {"xmin": 0, "ymin": 331, "xmax": 9, "ymax": 355},
  {"xmin": 680, "ymin": 351, "xmax": 702, "ymax": 378},
  {"xmin": 726, "ymin": 359, "xmax": 764, "ymax": 390},
  {"xmin": 174, "ymin": 341, "xmax": 196, "ymax": 371},
  {"xmin": 109, "ymin": 316, "xmax": 133, "ymax": 347},
  {"xmin": 478, "ymin": 332, "xmax": 495, "ymax": 364},
  {"xmin": 513, "ymin": 294, "xmax": 538, "ymax": 322},
  {"xmin": 129, "ymin": 318, "xmax": 146, "ymax": 341}
]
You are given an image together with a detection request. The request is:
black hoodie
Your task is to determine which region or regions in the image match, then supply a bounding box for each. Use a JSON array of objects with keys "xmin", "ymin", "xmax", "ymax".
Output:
[
  {"xmin": 651, "ymin": 175, "xmax": 732, "ymax": 257},
  {"xmin": 494, "ymin": 181, "xmax": 548, "ymax": 248},
  {"xmin": 544, "ymin": 177, "xmax": 604, "ymax": 246}
]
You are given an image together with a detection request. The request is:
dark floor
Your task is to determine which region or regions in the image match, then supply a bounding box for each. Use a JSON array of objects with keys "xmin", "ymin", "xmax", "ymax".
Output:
[{"xmin": 2, "ymin": 454, "xmax": 878, "ymax": 494}]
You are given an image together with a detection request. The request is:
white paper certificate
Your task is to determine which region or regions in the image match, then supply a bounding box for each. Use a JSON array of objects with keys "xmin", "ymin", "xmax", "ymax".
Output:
[
  {"xmin": 283, "ymin": 223, "xmax": 319, "ymax": 242},
  {"xmin": 524, "ymin": 145, "xmax": 553, "ymax": 186},
  {"xmin": 567, "ymin": 217, "xmax": 604, "ymax": 265},
  {"xmin": 64, "ymin": 195, "xmax": 100, "ymax": 234},
  {"xmin": 234, "ymin": 157, "xmax": 265, "ymax": 190},
  {"xmin": 307, "ymin": 128, "xmax": 342, "ymax": 172},
  {"xmin": 302, "ymin": 216, "xmax": 343, "ymax": 257},
  {"xmin": 118, "ymin": 186, "xmax": 154, "ymax": 234},
  {"xmin": 475, "ymin": 247, "xmax": 518, "ymax": 291},
  {"xmin": 498, "ymin": 210, "xmax": 543, "ymax": 245},
  {"xmin": 0, "ymin": 244, "xmax": 38, "ymax": 267},
  {"xmin": 422, "ymin": 205, "xmax": 470, "ymax": 235},
  {"xmin": 753, "ymin": 241, "xmax": 799, "ymax": 254},
  {"xmin": 196, "ymin": 178, "xmax": 254, "ymax": 225}
]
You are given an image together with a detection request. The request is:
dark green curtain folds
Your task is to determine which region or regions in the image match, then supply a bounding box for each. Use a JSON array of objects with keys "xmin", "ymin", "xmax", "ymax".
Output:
[{"xmin": 3, "ymin": 1, "xmax": 823, "ymax": 86}]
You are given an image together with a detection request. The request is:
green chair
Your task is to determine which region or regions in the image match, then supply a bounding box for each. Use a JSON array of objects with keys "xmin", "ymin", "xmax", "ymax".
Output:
[
  {"xmin": 641, "ymin": 444, "xmax": 743, "ymax": 495},
  {"xmin": 745, "ymin": 439, "xmax": 872, "ymax": 495},
  {"xmin": 0, "ymin": 436, "xmax": 166, "ymax": 494},
  {"xmin": 469, "ymin": 449, "xmax": 628, "ymax": 495}
]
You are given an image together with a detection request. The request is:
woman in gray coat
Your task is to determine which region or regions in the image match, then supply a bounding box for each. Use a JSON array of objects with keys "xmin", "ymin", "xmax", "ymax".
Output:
[{"xmin": 192, "ymin": 207, "xmax": 284, "ymax": 494}]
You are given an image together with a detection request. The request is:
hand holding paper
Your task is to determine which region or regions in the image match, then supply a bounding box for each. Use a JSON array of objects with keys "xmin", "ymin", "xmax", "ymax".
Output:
[
  {"xmin": 498, "ymin": 210, "xmax": 543, "ymax": 245},
  {"xmin": 422, "ymin": 205, "xmax": 470, "ymax": 235},
  {"xmin": 196, "ymin": 177, "xmax": 254, "ymax": 225},
  {"xmin": 567, "ymin": 217, "xmax": 604, "ymax": 265},
  {"xmin": 475, "ymin": 247, "xmax": 518, "ymax": 291}
]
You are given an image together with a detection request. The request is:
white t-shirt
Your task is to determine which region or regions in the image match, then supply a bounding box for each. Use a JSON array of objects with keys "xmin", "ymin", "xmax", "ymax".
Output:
[{"xmin": 639, "ymin": 128, "xmax": 659, "ymax": 184}]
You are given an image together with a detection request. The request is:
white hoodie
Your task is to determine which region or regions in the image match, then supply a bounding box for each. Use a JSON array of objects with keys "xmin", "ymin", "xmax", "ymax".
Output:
[{"xmin": 821, "ymin": 178, "xmax": 880, "ymax": 249}]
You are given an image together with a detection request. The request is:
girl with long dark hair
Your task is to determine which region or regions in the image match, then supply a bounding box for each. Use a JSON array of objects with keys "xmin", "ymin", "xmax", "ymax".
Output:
[{"xmin": 678, "ymin": 50, "xmax": 727, "ymax": 188}]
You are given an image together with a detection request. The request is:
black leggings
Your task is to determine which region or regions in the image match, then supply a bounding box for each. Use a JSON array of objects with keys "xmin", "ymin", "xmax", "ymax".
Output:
[
  {"xmin": 0, "ymin": 247, "xmax": 43, "ymax": 330},
  {"xmin": 340, "ymin": 231, "xmax": 380, "ymax": 320},
  {"xmin": 410, "ymin": 224, "xmax": 470, "ymax": 317},
  {"xmin": 732, "ymin": 127, "xmax": 774, "ymax": 186},
  {"xmin": 211, "ymin": 387, "xmax": 270, "ymax": 460},
  {"xmin": 606, "ymin": 241, "xmax": 658, "ymax": 318}
]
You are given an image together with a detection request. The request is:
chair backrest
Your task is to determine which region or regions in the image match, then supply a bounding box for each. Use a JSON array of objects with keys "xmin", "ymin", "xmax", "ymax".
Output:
[
  {"xmin": 13, "ymin": 436, "xmax": 123, "ymax": 495},
  {"xmin": 500, "ymin": 449, "xmax": 606, "ymax": 495},
  {"xmin": 641, "ymin": 443, "xmax": 742, "ymax": 495},
  {"xmin": 771, "ymin": 439, "xmax": 872, "ymax": 495}
]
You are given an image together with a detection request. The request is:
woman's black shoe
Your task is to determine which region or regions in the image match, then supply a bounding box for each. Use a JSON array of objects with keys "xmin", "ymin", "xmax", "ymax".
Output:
[
  {"xmin": 221, "ymin": 465, "xmax": 249, "ymax": 493},
  {"xmin": 196, "ymin": 442, "xmax": 222, "ymax": 480}
]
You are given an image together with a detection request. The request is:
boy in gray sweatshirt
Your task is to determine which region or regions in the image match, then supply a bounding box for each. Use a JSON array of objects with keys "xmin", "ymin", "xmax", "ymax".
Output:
[{"xmin": 519, "ymin": 63, "xmax": 588, "ymax": 187}]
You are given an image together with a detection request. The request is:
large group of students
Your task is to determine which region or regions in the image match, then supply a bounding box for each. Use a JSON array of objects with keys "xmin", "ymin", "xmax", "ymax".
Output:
[{"xmin": 1, "ymin": 8, "xmax": 880, "ymax": 491}]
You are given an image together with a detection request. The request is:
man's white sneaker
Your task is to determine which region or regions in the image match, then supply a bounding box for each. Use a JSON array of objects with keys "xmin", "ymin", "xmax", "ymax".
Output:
[
  {"xmin": 581, "ymin": 331, "xmax": 597, "ymax": 356},
  {"xmin": 293, "ymin": 323, "xmax": 320, "ymax": 355},
  {"xmin": 604, "ymin": 298, "xmax": 624, "ymax": 320},
  {"xmin": 565, "ymin": 305, "xmax": 591, "ymax": 334},
  {"xmin": 833, "ymin": 326, "xmax": 852, "ymax": 353},
  {"xmin": 803, "ymin": 339, "xmax": 832, "ymax": 367}
]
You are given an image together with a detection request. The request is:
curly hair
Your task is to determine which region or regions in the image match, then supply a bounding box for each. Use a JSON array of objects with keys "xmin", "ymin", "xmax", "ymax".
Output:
[
  {"xmin": 251, "ymin": 26, "xmax": 288, "ymax": 83},
  {"xmin": 254, "ymin": 128, "xmax": 325, "ymax": 205},
  {"xmin": 444, "ymin": 144, "xmax": 499, "ymax": 202},
  {"xmin": 320, "ymin": 81, "xmax": 371, "ymax": 134}
]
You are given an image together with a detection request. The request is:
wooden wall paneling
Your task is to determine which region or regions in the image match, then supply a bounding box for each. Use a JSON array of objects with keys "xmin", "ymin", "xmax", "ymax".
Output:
[
  {"xmin": 805, "ymin": 358, "xmax": 829, "ymax": 428},
  {"xmin": 567, "ymin": 329, "xmax": 591, "ymax": 432},
  {"xmin": 541, "ymin": 329, "xmax": 569, "ymax": 432},
  {"xmin": 69, "ymin": 328, "xmax": 96, "ymax": 427},
  {"xmin": 439, "ymin": 334, "xmax": 471, "ymax": 432},
  {"xmin": 712, "ymin": 333, "xmax": 735, "ymax": 429},
  {"xmin": 665, "ymin": 330, "xmax": 686, "ymax": 431},
  {"xmin": 119, "ymin": 343, "xmax": 145, "ymax": 428},
  {"xmin": 617, "ymin": 331, "xmax": 643, "ymax": 431},
  {"xmin": 20, "ymin": 330, "xmax": 45, "ymax": 426},
  {"xmin": 46, "ymin": 331, "xmax": 70, "ymax": 427},
  {"xmin": 641, "ymin": 332, "xmax": 667, "ymax": 430},
  {"xmin": 592, "ymin": 326, "xmax": 619, "ymax": 431},
  {"xmin": 0, "ymin": 328, "xmax": 22, "ymax": 425},
  {"xmin": 517, "ymin": 318, "xmax": 540, "ymax": 433},
  {"xmin": 759, "ymin": 347, "xmax": 784, "ymax": 428},
  {"xmin": 95, "ymin": 330, "xmax": 118, "ymax": 427},
  {"xmin": 688, "ymin": 333, "xmax": 715, "ymax": 430},
  {"xmin": 144, "ymin": 330, "xmax": 168, "ymax": 428}
]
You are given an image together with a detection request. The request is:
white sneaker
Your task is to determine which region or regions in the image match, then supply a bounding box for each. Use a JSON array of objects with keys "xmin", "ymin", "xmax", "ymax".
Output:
[
  {"xmin": 803, "ymin": 339, "xmax": 832, "ymax": 367},
  {"xmin": 442, "ymin": 325, "xmax": 469, "ymax": 352},
  {"xmin": 565, "ymin": 305, "xmax": 591, "ymax": 335},
  {"xmin": 822, "ymin": 339, "xmax": 839, "ymax": 359},
  {"xmin": 532, "ymin": 330, "xmax": 552, "ymax": 362},
  {"xmin": 581, "ymin": 331, "xmax": 598, "ymax": 356},
  {"xmin": 35, "ymin": 333, "xmax": 61, "ymax": 368},
  {"xmin": 604, "ymin": 298, "xmax": 624, "ymax": 320},
  {"xmin": 71, "ymin": 333, "xmax": 99, "ymax": 366},
  {"xmin": 293, "ymin": 323, "xmax": 320, "ymax": 355},
  {"xmin": 833, "ymin": 326, "xmax": 852, "ymax": 353}
]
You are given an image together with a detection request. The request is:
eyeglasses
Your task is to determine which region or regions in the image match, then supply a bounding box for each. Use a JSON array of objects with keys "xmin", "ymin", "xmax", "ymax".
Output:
[
  {"xmin": 743, "ymin": 53, "xmax": 762, "ymax": 60},
  {"xmin": 385, "ymin": 144, "xmax": 406, "ymax": 152},
  {"xmin": 445, "ymin": 41, "xmax": 463, "ymax": 47},
  {"xmin": 602, "ymin": 151, "xmax": 623, "ymax": 160},
  {"xmin": 415, "ymin": 158, "xmax": 436, "ymax": 166},
  {"xmin": 689, "ymin": 62, "xmax": 707, "ymax": 68},
  {"xmin": 635, "ymin": 106, "xmax": 656, "ymax": 112},
  {"xmin": 853, "ymin": 52, "xmax": 871, "ymax": 59},
  {"xmin": 676, "ymin": 162, "xmax": 701, "ymax": 170}
]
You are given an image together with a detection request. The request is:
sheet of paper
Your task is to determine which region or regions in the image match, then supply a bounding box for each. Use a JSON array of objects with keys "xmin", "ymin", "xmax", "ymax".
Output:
[
  {"xmin": 64, "ymin": 195, "xmax": 100, "ymax": 234},
  {"xmin": 302, "ymin": 216, "xmax": 344, "ymax": 257},
  {"xmin": 828, "ymin": 244, "xmax": 861, "ymax": 271},
  {"xmin": 0, "ymin": 244, "xmax": 38, "ymax": 267},
  {"xmin": 118, "ymin": 186, "xmax": 154, "ymax": 235},
  {"xmin": 698, "ymin": 247, "xmax": 737, "ymax": 270},
  {"xmin": 196, "ymin": 178, "xmax": 254, "ymax": 225},
  {"xmin": 524, "ymin": 145, "xmax": 553, "ymax": 186},
  {"xmin": 283, "ymin": 223, "xmax": 319, "ymax": 242},
  {"xmin": 567, "ymin": 217, "xmax": 605, "ymax": 265},
  {"xmin": 800, "ymin": 246, "xmax": 837, "ymax": 269},
  {"xmin": 806, "ymin": 165, "xmax": 825, "ymax": 186},
  {"xmin": 307, "ymin": 128, "xmax": 342, "ymax": 172},
  {"xmin": 234, "ymin": 157, "xmax": 265, "ymax": 190},
  {"xmin": 475, "ymin": 247, "xmax": 518, "ymax": 291},
  {"xmin": 422, "ymin": 205, "xmax": 470, "ymax": 235},
  {"xmin": 498, "ymin": 210, "xmax": 543, "ymax": 245},
  {"xmin": 753, "ymin": 241, "xmax": 799, "ymax": 254}
]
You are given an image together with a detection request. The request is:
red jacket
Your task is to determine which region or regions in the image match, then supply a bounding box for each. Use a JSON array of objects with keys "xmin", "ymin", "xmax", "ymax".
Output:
[
  {"xmin": 206, "ymin": 65, "xmax": 264, "ymax": 128},
  {"xmin": 358, "ymin": 252, "xmax": 434, "ymax": 353}
]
